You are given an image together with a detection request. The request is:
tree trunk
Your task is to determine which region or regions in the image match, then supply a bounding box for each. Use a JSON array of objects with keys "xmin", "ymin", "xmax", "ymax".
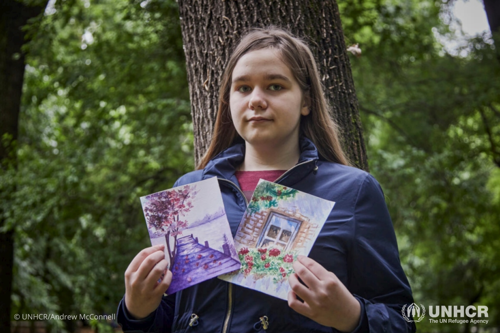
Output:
[
  {"xmin": 484, "ymin": 0, "xmax": 500, "ymax": 37},
  {"xmin": 177, "ymin": 0, "xmax": 368, "ymax": 170},
  {"xmin": 483, "ymin": 0, "xmax": 500, "ymax": 61},
  {"xmin": 0, "ymin": 0, "xmax": 47, "ymax": 331},
  {"xmin": 165, "ymin": 231, "xmax": 175, "ymax": 265},
  {"xmin": 172, "ymin": 235, "xmax": 178, "ymax": 263}
]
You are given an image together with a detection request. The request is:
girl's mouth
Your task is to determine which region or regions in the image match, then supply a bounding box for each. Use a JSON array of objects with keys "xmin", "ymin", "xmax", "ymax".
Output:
[{"xmin": 249, "ymin": 117, "xmax": 272, "ymax": 122}]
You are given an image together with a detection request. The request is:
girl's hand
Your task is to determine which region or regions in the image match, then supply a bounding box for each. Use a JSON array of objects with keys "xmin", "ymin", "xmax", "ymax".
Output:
[
  {"xmin": 124, "ymin": 244, "xmax": 172, "ymax": 319},
  {"xmin": 287, "ymin": 256, "xmax": 361, "ymax": 332}
]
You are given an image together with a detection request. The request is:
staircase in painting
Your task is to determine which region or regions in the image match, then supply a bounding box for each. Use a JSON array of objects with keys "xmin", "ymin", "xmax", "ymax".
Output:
[{"xmin": 167, "ymin": 234, "xmax": 240, "ymax": 293}]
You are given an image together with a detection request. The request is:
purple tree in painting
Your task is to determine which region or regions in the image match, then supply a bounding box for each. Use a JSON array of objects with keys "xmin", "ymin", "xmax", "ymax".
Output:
[{"xmin": 144, "ymin": 185, "xmax": 198, "ymax": 264}]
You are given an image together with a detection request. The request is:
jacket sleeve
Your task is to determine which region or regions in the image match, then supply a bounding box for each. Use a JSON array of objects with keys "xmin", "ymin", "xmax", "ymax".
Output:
[
  {"xmin": 117, "ymin": 294, "xmax": 176, "ymax": 333},
  {"xmin": 344, "ymin": 174, "xmax": 416, "ymax": 333}
]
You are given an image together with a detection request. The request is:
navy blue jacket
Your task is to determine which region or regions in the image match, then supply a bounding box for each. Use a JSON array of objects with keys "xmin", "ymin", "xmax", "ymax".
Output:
[{"xmin": 117, "ymin": 137, "xmax": 416, "ymax": 333}]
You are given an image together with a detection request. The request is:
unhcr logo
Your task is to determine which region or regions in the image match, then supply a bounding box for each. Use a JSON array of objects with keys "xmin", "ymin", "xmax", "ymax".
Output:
[{"xmin": 402, "ymin": 303, "xmax": 426, "ymax": 323}]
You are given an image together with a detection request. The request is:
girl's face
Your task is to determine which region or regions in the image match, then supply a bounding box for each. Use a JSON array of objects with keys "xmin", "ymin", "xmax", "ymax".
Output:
[{"xmin": 229, "ymin": 48, "xmax": 310, "ymax": 149}]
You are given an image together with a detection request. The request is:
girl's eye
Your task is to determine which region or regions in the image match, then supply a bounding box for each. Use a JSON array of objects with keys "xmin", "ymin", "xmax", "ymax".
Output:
[
  {"xmin": 269, "ymin": 84, "xmax": 282, "ymax": 91},
  {"xmin": 238, "ymin": 86, "xmax": 251, "ymax": 93}
]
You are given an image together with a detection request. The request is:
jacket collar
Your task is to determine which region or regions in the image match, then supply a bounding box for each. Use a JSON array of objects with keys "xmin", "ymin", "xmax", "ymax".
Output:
[{"xmin": 203, "ymin": 136, "xmax": 319, "ymax": 187}]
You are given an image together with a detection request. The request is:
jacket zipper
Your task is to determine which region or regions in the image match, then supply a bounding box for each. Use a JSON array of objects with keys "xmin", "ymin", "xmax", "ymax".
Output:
[
  {"xmin": 218, "ymin": 178, "xmax": 249, "ymax": 206},
  {"xmin": 222, "ymin": 283, "xmax": 233, "ymax": 333},
  {"xmin": 217, "ymin": 159, "xmax": 315, "ymax": 333},
  {"xmin": 273, "ymin": 159, "xmax": 316, "ymax": 183},
  {"xmin": 218, "ymin": 178, "xmax": 246, "ymax": 333}
]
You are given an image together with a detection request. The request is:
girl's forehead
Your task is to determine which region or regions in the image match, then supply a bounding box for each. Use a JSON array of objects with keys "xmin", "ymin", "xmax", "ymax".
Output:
[
  {"xmin": 237, "ymin": 48, "xmax": 284, "ymax": 64},
  {"xmin": 232, "ymin": 48, "xmax": 293, "ymax": 77}
]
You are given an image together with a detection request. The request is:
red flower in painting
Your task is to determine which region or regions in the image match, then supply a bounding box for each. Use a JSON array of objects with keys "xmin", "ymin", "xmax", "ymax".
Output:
[
  {"xmin": 257, "ymin": 248, "xmax": 267, "ymax": 254},
  {"xmin": 269, "ymin": 248, "xmax": 281, "ymax": 257},
  {"xmin": 197, "ymin": 254, "xmax": 202, "ymax": 259},
  {"xmin": 245, "ymin": 255, "xmax": 253, "ymax": 263},
  {"xmin": 244, "ymin": 267, "xmax": 252, "ymax": 275},
  {"xmin": 279, "ymin": 267, "xmax": 285, "ymax": 273},
  {"xmin": 264, "ymin": 263, "xmax": 270, "ymax": 268},
  {"xmin": 282, "ymin": 272, "xmax": 287, "ymax": 277},
  {"xmin": 261, "ymin": 254, "xmax": 266, "ymax": 261},
  {"xmin": 238, "ymin": 247, "xmax": 249, "ymax": 255},
  {"xmin": 283, "ymin": 254, "xmax": 293, "ymax": 263}
]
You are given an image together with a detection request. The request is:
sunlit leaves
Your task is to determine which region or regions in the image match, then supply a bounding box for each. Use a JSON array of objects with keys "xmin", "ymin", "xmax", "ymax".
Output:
[
  {"xmin": 340, "ymin": 0, "xmax": 500, "ymax": 330},
  {"xmin": 8, "ymin": 0, "xmax": 192, "ymax": 330}
]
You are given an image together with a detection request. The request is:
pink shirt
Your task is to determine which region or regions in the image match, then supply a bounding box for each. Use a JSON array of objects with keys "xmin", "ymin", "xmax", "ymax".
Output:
[{"xmin": 235, "ymin": 170, "xmax": 286, "ymax": 202}]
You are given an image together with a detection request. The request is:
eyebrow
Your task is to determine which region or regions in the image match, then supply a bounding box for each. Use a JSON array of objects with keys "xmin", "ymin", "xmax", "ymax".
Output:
[{"xmin": 232, "ymin": 73, "xmax": 292, "ymax": 84}]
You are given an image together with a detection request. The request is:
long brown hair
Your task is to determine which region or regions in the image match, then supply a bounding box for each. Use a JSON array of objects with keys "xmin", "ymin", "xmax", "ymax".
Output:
[{"xmin": 197, "ymin": 26, "xmax": 350, "ymax": 170}]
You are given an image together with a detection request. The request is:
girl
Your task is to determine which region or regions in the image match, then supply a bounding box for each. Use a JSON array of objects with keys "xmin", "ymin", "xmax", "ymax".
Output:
[{"xmin": 117, "ymin": 27, "xmax": 416, "ymax": 333}]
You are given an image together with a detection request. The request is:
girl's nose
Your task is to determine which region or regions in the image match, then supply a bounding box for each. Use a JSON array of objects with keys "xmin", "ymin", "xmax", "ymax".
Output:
[{"xmin": 249, "ymin": 88, "xmax": 268, "ymax": 110}]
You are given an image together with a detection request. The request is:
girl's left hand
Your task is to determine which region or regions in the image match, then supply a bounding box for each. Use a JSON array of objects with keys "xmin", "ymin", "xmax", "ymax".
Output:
[{"xmin": 287, "ymin": 256, "xmax": 361, "ymax": 333}]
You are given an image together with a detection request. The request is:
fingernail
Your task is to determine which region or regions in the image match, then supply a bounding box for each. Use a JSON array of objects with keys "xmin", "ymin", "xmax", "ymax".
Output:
[{"xmin": 154, "ymin": 244, "xmax": 164, "ymax": 248}]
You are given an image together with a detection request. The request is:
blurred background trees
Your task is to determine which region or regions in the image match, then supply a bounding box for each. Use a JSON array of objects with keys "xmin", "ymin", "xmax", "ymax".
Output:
[
  {"xmin": 1, "ymin": 0, "xmax": 49, "ymax": 329},
  {"xmin": 339, "ymin": 1, "xmax": 500, "ymax": 331},
  {"xmin": 2, "ymin": 0, "xmax": 192, "ymax": 331},
  {"xmin": 1, "ymin": 0, "xmax": 498, "ymax": 332}
]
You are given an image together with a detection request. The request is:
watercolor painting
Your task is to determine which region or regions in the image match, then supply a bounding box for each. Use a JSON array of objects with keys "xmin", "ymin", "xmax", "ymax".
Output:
[
  {"xmin": 219, "ymin": 179, "xmax": 335, "ymax": 300},
  {"xmin": 140, "ymin": 177, "xmax": 240, "ymax": 294}
]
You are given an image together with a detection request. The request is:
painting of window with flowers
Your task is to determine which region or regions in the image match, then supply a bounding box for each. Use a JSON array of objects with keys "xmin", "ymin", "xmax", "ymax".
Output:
[
  {"xmin": 219, "ymin": 179, "xmax": 335, "ymax": 300},
  {"xmin": 257, "ymin": 212, "xmax": 301, "ymax": 251}
]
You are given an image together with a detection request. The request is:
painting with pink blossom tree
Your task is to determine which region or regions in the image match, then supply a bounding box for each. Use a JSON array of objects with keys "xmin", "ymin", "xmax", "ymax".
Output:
[
  {"xmin": 219, "ymin": 179, "xmax": 335, "ymax": 300},
  {"xmin": 141, "ymin": 177, "xmax": 240, "ymax": 294}
]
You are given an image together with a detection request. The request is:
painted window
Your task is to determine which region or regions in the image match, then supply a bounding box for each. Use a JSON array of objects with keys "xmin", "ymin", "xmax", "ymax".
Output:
[{"xmin": 257, "ymin": 212, "xmax": 301, "ymax": 251}]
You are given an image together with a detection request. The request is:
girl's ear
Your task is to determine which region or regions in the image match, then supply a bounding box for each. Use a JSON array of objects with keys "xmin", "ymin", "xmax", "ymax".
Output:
[{"xmin": 301, "ymin": 95, "xmax": 311, "ymax": 116}]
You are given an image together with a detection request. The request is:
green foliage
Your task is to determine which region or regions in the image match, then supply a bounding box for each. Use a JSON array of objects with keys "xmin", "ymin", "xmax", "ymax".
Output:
[
  {"xmin": 2, "ymin": 0, "xmax": 192, "ymax": 331},
  {"xmin": 247, "ymin": 181, "xmax": 298, "ymax": 215},
  {"xmin": 5, "ymin": 0, "xmax": 500, "ymax": 332},
  {"xmin": 340, "ymin": 0, "xmax": 500, "ymax": 331}
]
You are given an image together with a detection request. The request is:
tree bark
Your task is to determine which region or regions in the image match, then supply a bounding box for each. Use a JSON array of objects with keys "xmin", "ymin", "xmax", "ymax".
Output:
[
  {"xmin": 177, "ymin": 0, "xmax": 368, "ymax": 170},
  {"xmin": 484, "ymin": 0, "xmax": 500, "ymax": 37},
  {"xmin": 0, "ymin": 0, "xmax": 47, "ymax": 331},
  {"xmin": 165, "ymin": 231, "xmax": 175, "ymax": 265},
  {"xmin": 483, "ymin": 0, "xmax": 500, "ymax": 61}
]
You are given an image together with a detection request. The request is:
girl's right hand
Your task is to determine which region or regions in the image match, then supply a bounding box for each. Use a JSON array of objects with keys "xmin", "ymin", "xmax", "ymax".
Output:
[{"xmin": 124, "ymin": 244, "xmax": 172, "ymax": 319}]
